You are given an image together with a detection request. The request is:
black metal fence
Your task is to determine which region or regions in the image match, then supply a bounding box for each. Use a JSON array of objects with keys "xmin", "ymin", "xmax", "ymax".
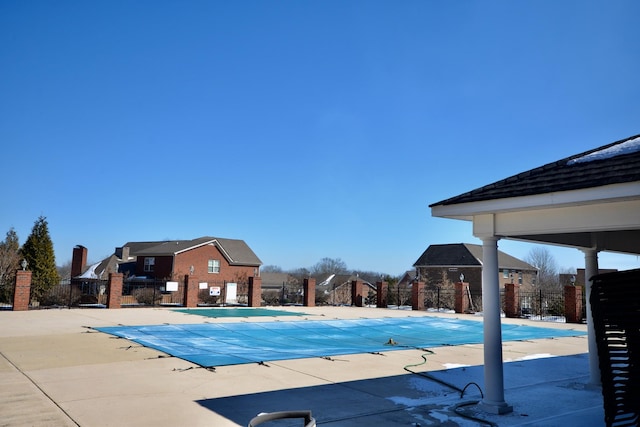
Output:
[
  {"xmin": 517, "ymin": 290, "xmax": 566, "ymax": 321},
  {"xmin": 122, "ymin": 279, "xmax": 184, "ymax": 307},
  {"xmin": 423, "ymin": 288, "xmax": 457, "ymax": 311},
  {"xmin": 22, "ymin": 278, "xmax": 255, "ymax": 309},
  {"xmin": 196, "ymin": 280, "xmax": 249, "ymax": 306},
  {"xmin": 28, "ymin": 279, "xmax": 109, "ymax": 308},
  {"xmin": 415, "ymin": 287, "xmax": 568, "ymax": 321},
  {"xmin": 0, "ymin": 281, "xmax": 14, "ymax": 309}
]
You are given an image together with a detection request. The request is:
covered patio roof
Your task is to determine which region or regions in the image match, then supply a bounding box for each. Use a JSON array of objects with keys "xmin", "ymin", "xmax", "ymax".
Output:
[
  {"xmin": 430, "ymin": 133, "xmax": 640, "ymax": 414},
  {"xmin": 431, "ymin": 133, "xmax": 640, "ymax": 254}
]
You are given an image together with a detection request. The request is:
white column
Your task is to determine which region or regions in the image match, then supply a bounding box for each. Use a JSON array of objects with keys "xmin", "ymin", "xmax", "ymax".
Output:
[
  {"xmin": 583, "ymin": 248, "xmax": 601, "ymax": 385},
  {"xmin": 479, "ymin": 237, "xmax": 513, "ymax": 414}
]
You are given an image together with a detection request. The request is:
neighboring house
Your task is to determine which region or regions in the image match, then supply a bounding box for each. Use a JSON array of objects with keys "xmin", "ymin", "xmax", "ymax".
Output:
[
  {"xmin": 260, "ymin": 272, "xmax": 300, "ymax": 291},
  {"xmin": 317, "ymin": 274, "xmax": 376, "ymax": 305},
  {"xmin": 71, "ymin": 236, "xmax": 262, "ymax": 285},
  {"xmin": 260, "ymin": 272, "xmax": 302, "ymax": 304},
  {"xmin": 397, "ymin": 270, "xmax": 417, "ymax": 288},
  {"xmin": 413, "ymin": 243, "xmax": 538, "ymax": 294}
]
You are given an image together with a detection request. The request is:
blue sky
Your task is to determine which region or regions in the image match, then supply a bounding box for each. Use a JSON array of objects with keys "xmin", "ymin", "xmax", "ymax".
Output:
[{"xmin": 1, "ymin": 1, "xmax": 639, "ymax": 275}]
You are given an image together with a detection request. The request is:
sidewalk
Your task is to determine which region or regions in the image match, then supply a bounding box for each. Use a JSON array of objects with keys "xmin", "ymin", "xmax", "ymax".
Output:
[{"xmin": 0, "ymin": 307, "xmax": 603, "ymax": 426}]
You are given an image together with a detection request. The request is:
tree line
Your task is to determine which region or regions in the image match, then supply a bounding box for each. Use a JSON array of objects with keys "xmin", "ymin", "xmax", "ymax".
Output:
[
  {"xmin": 0, "ymin": 216, "xmax": 60, "ymax": 303},
  {"xmin": 262, "ymin": 257, "xmax": 399, "ymax": 287}
]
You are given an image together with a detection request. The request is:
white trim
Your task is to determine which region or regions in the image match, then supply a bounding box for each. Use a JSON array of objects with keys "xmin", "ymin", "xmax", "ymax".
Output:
[{"xmin": 432, "ymin": 181, "xmax": 639, "ymax": 220}]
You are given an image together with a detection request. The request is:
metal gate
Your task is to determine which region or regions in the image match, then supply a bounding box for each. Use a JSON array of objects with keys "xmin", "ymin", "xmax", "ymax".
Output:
[
  {"xmin": 122, "ymin": 278, "xmax": 184, "ymax": 307},
  {"xmin": 29, "ymin": 279, "xmax": 108, "ymax": 309}
]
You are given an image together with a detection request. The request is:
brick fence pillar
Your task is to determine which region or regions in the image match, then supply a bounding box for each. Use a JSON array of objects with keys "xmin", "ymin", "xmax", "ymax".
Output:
[
  {"xmin": 13, "ymin": 270, "xmax": 32, "ymax": 311},
  {"xmin": 564, "ymin": 285, "xmax": 583, "ymax": 323},
  {"xmin": 412, "ymin": 281, "xmax": 425, "ymax": 310},
  {"xmin": 248, "ymin": 276, "xmax": 262, "ymax": 307},
  {"xmin": 303, "ymin": 278, "xmax": 315, "ymax": 307},
  {"xmin": 504, "ymin": 283, "xmax": 519, "ymax": 318},
  {"xmin": 351, "ymin": 279, "xmax": 363, "ymax": 307},
  {"xmin": 376, "ymin": 281, "xmax": 388, "ymax": 308},
  {"xmin": 183, "ymin": 275, "xmax": 199, "ymax": 308},
  {"xmin": 454, "ymin": 282, "xmax": 470, "ymax": 314},
  {"xmin": 107, "ymin": 273, "xmax": 123, "ymax": 309}
]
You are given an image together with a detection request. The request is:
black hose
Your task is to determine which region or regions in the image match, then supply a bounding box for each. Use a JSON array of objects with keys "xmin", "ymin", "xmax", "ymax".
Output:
[{"xmin": 403, "ymin": 351, "xmax": 497, "ymax": 426}]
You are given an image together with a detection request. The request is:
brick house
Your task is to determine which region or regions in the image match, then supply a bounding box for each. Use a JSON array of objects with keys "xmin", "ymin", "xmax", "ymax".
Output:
[
  {"xmin": 413, "ymin": 243, "xmax": 537, "ymax": 294},
  {"xmin": 72, "ymin": 236, "xmax": 262, "ymax": 285}
]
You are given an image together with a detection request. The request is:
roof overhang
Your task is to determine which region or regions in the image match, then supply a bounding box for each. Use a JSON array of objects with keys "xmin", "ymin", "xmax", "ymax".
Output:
[{"xmin": 431, "ymin": 182, "xmax": 640, "ymax": 255}]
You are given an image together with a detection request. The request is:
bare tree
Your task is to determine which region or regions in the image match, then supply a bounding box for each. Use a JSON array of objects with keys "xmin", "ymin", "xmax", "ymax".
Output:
[
  {"xmin": 525, "ymin": 247, "xmax": 560, "ymax": 291},
  {"xmin": 261, "ymin": 265, "xmax": 283, "ymax": 273},
  {"xmin": 57, "ymin": 260, "xmax": 72, "ymax": 282},
  {"xmin": 0, "ymin": 228, "xmax": 20, "ymax": 302},
  {"xmin": 310, "ymin": 257, "xmax": 348, "ymax": 277}
]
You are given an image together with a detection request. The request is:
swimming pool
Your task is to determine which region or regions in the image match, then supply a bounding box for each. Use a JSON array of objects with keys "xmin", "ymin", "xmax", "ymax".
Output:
[{"xmin": 95, "ymin": 316, "xmax": 586, "ymax": 367}]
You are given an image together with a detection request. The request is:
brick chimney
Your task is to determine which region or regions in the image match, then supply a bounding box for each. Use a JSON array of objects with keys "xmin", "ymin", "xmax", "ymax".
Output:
[
  {"xmin": 115, "ymin": 246, "xmax": 130, "ymax": 260},
  {"xmin": 71, "ymin": 245, "xmax": 88, "ymax": 278}
]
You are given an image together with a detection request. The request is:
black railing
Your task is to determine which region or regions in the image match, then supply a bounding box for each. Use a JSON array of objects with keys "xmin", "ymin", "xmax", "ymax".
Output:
[
  {"xmin": 413, "ymin": 287, "xmax": 568, "ymax": 322},
  {"xmin": 123, "ymin": 279, "xmax": 184, "ymax": 307},
  {"xmin": 28, "ymin": 279, "xmax": 109, "ymax": 309},
  {"xmin": 515, "ymin": 290, "xmax": 565, "ymax": 321},
  {"xmin": 197, "ymin": 280, "xmax": 249, "ymax": 306}
]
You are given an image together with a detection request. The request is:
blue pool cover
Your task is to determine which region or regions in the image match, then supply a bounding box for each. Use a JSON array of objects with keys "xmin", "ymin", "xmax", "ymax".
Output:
[{"xmin": 95, "ymin": 317, "xmax": 586, "ymax": 367}]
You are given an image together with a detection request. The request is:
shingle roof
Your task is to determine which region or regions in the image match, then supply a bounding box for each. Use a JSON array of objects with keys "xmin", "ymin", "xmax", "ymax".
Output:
[
  {"xmin": 430, "ymin": 134, "xmax": 640, "ymax": 207},
  {"xmin": 127, "ymin": 236, "xmax": 262, "ymax": 266},
  {"xmin": 259, "ymin": 272, "xmax": 298, "ymax": 288},
  {"xmin": 413, "ymin": 243, "xmax": 536, "ymax": 271}
]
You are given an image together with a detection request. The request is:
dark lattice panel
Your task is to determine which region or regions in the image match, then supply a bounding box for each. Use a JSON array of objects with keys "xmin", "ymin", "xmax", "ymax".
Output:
[{"xmin": 590, "ymin": 269, "xmax": 640, "ymax": 427}]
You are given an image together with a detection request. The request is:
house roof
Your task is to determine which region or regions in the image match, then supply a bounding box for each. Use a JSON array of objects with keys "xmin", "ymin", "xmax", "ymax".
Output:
[
  {"xmin": 431, "ymin": 134, "xmax": 640, "ymax": 207},
  {"xmin": 260, "ymin": 272, "xmax": 299, "ymax": 289},
  {"xmin": 75, "ymin": 255, "xmax": 122, "ymax": 280},
  {"xmin": 397, "ymin": 270, "xmax": 417, "ymax": 286},
  {"xmin": 127, "ymin": 236, "xmax": 262, "ymax": 266},
  {"xmin": 414, "ymin": 243, "xmax": 536, "ymax": 271}
]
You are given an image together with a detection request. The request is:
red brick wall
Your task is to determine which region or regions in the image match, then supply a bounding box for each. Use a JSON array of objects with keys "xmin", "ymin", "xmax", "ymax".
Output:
[
  {"xmin": 504, "ymin": 283, "xmax": 520, "ymax": 318},
  {"xmin": 416, "ymin": 266, "xmax": 536, "ymax": 294},
  {"xmin": 351, "ymin": 280, "xmax": 363, "ymax": 307},
  {"xmin": 71, "ymin": 246, "xmax": 87, "ymax": 278},
  {"xmin": 303, "ymin": 278, "xmax": 316, "ymax": 307},
  {"xmin": 248, "ymin": 276, "xmax": 262, "ymax": 307},
  {"xmin": 107, "ymin": 273, "xmax": 123, "ymax": 308},
  {"xmin": 13, "ymin": 270, "xmax": 32, "ymax": 311},
  {"xmin": 135, "ymin": 255, "xmax": 173, "ymax": 279},
  {"xmin": 564, "ymin": 285, "xmax": 583, "ymax": 323},
  {"xmin": 376, "ymin": 281, "xmax": 388, "ymax": 308},
  {"xmin": 173, "ymin": 244, "xmax": 258, "ymax": 284},
  {"xmin": 412, "ymin": 281, "xmax": 425, "ymax": 310},
  {"xmin": 183, "ymin": 275, "xmax": 199, "ymax": 308},
  {"xmin": 454, "ymin": 282, "xmax": 470, "ymax": 314}
]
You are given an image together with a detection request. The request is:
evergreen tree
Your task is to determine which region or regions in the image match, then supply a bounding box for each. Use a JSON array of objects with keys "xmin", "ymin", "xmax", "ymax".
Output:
[
  {"xmin": 21, "ymin": 216, "xmax": 60, "ymax": 298},
  {"xmin": 0, "ymin": 228, "xmax": 20, "ymax": 303}
]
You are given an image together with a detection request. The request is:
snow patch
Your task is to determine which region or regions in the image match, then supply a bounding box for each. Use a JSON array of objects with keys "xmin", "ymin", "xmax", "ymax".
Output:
[
  {"xmin": 76, "ymin": 261, "xmax": 102, "ymax": 279},
  {"xmin": 520, "ymin": 353, "xmax": 555, "ymax": 360},
  {"xmin": 443, "ymin": 363, "xmax": 470, "ymax": 369},
  {"xmin": 567, "ymin": 136, "xmax": 640, "ymax": 165}
]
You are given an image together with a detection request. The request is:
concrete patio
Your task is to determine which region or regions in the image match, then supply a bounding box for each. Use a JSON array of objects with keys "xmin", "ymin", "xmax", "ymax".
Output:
[{"xmin": 0, "ymin": 306, "xmax": 604, "ymax": 426}]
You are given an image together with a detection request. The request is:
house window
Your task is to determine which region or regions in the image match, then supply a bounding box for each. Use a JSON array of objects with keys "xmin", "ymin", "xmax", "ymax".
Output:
[
  {"xmin": 503, "ymin": 269, "xmax": 509, "ymax": 279},
  {"xmin": 518, "ymin": 273, "xmax": 523, "ymax": 284},
  {"xmin": 208, "ymin": 259, "xmax": 220, "ymax": 274},
  {"xmin": 144, "ymin": 257, "xmax": 155, "ymax": 272}
]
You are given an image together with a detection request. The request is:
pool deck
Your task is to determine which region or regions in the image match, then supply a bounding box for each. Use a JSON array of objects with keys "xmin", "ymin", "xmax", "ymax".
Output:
[{"xmin": 0, "ymin": 306, "xmax": 604, "ymax": 426}]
